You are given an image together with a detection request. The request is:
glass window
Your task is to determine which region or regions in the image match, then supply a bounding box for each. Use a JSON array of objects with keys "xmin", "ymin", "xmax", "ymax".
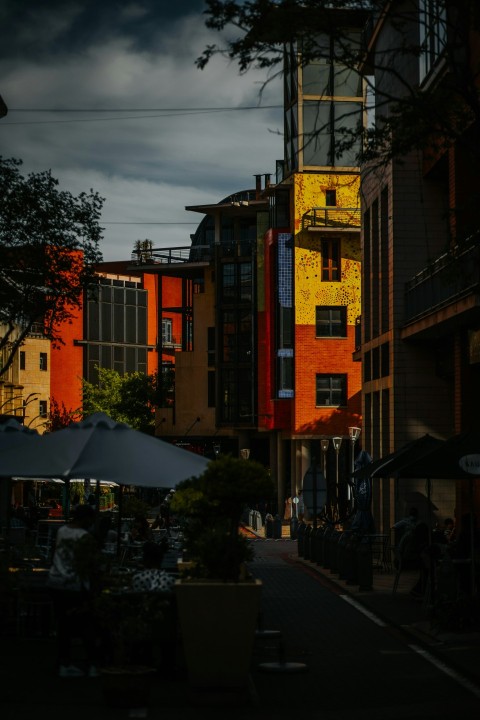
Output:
[
  {"xmin": 39, "ymin": 400, "xmax": 48, "ymax": 418},
  {"xmin": 222, "ymin": 264, "xmax": 235, "ymax": 298},
  {"xmin": 39, "ymin": 352, "xmax": 48, "ymax": 371},
  {"xmin": 316, "ymin": 306, "xmax": 347, "ymax": 337},
  {"xmin": 162, "ymin": 318, "xmax": 173, "ymax": 344},
  {"xmin": 316, "ymin": 374, "xmax": 347, "ymax": 407},
  {"xmin": 419, "ymin": 0, "xmax": 447, "ymax": 81},
  {"xmin": 277, "ymin": 356, "xmax": 294, "ymax": 397},
  {"xmin": 321, "ymin": 239, "xmax": 340, "ymax": 281},
  {"xmin": 20, "ymin": 351, "xmax": 25, "ymax": 370},
  {"xmin": 302, "ymin": 58, "xmax": 331, "ymax": 95},
  {"xmin": 303, "ymin": 100, "xmax": 332, "ymax": 165},
  {"xmin": 220, "ymin": 369, "xmax": 236, "ymax": 422},
  {"xmin": 208, "ymin": 370, "xmax": 216, "ymax": 407},
  {"xmin": 325, "ymin": 189, "xmax": 336, "ymax": 206},
  {"xmin": 222, "ymin": 310, "xmax": 236, "ymax": 362},
  {"xmin": 238, "ymin": 312, "xmax": 252, "ymax": 362},
  {"xmin": 239, "ymin": 263, "xmax": 252, "ymax": 302}
]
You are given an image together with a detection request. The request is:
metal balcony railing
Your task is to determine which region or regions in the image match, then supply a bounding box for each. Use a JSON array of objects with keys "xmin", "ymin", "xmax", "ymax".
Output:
[
  {"xmin": 302, "ymin": 207, "xmax": 361, "ymax": 231},
  {"xmin": 131, "ymin": 245, "xmax": 212, "ymax": 266},
  {"xmin": 404, "ymin": 241, "xmax": 480, "ymax": 324}
]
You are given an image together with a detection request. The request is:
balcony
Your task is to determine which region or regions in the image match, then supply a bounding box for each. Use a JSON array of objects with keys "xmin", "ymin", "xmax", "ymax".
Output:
[
  {"xmin": 302, "ymin": 207, "xmax": 361, "ymax": 232},
  {"xmin": 404, "ymin": 241, "xmax": 480, "ymax": 324},
  {"xmin": 131, "ymin": 245, "xmax": 212, "ymax": 266}
]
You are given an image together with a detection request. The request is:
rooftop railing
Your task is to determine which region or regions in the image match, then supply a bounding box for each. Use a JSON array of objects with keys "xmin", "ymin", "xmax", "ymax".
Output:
[
  {"xmin": 302, "ymin": 207, "xmax": 361, "ymax": 231},
  {"xmin": 131, "ymin": 245, "xmax": 212, "ymax": 265}
]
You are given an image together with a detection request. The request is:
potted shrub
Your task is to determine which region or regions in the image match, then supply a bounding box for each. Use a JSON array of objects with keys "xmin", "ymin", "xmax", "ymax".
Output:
[{"xmin": 170, "ymin": 454, "xmax": 274, "ymax": 693}]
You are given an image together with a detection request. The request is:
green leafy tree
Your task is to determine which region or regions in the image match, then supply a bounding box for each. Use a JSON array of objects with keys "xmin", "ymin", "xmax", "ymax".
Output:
[
  {"xmin": 198, "ymin": 1, "xmax": 480, "ymax": 172},
  {"xmin": 82, "ymin": 367, "xmax": 168, "ymax": 434},
  {"xmin": 0, "ymin": 157, "xmax": 104, "ymax": 377}
]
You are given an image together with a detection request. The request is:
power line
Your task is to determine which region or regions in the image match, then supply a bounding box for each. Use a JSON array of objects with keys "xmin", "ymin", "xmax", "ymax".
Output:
[
  {"xmin": 3, "ymin": 105, "xmax": 283, "ymax": 126},
  {"xmin": 102, "ymin": 221, "xmax": 198, "ymax": 225},
  {"xmin": 10, "ymin": 106, "xmax": 282, "ymax": 112}
]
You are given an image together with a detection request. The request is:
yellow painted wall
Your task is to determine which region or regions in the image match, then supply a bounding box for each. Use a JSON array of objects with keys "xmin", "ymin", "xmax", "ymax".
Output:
[{"xmin": 293, "ymin": 173, "xmax": 361, "ymax": 325}]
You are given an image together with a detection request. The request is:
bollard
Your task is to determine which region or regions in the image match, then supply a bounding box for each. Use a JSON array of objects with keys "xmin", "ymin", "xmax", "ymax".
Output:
[
  {"xmin": 345, "ymin": 534, "xmax": 359, "ymax": 586},
  {"xmin": 337, "ymin": 532, "xmax": 348, "ymax": 580},
  {"xmin": 297, "ymin": 520, "xmax": 306, "ymax": 557},
  {"xmin": 290, "ymin": 516, "xmax": 299, "ymax": 540},
  {"xmin": 303, "ymin": 525, "xmax": 313, "ymax": 560},
  {"xmin": 322, "ymin": 525, "xmax": 334, "ymax": 569},
  {"xmin": 357, "ymin": 536, "xmax": 373, "ymax": 591},
  {"xmin": 329, "ymin": 531, "xmax": 341, "ymax": 574},
  {"xmin": 273, "ymin": 514, "xmax": 282, "ymax": 539},
  {"xmin": 313, "ymin": 526, "xmax": 324, "ymax": 565}
]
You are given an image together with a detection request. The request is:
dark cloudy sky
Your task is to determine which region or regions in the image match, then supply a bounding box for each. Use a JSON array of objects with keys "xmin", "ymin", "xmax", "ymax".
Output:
[{"xmin": 0, "ymin": 1, "xmax": 283, "ymax": 260}]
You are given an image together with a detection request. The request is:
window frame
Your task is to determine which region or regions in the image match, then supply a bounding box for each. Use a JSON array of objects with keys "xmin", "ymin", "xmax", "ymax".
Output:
[
  {"xmin": 315, "ymin": 306, "xmax": 347, "ymax": 338},
  {"xmin": 321, "ymin": 238, "xmax": 341, "ymax": 282},
  {"xmin": 315, "ymin": 373, "xmax": 347, "ymax": 407}
]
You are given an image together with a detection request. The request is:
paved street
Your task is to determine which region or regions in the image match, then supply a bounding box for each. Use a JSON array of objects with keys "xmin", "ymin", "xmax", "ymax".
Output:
[{"xmin": 2, "ymin": 537, "xmax": 480, "ymax": 719}]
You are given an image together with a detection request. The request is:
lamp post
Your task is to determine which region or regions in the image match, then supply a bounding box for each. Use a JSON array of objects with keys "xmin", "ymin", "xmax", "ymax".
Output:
[
  {"xmin": 320, "ymin": 439, "xmax": 330, "ymax": 521},
  {"xmin": 332, "ymin": 436, "xmax": 342, "ymax": 522},
  {"xmin": 320, "ymin": 439, "xmax": 329, "ymax": 478},
  {"xmin": 348, "ymin": 427, "xmax": 361, "ymax": 508}
]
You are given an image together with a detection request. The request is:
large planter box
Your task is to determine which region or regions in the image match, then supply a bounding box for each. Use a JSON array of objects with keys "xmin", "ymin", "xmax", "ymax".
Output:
[{"xmin": 175, "ymin": 578, "xmax": 262, "ymax": 689}]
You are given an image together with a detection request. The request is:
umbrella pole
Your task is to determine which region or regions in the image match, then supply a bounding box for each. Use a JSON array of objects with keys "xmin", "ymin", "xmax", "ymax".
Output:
[
  {"xmin": 64, "ymin": 478, "xmax": 70, "ymax": 520},
  {"xmin": 470, "ymin": 481, "xmax": 475, "ymax": 596},
  {"xmin": 427, "ymin": 477, "xmax": 435, "ymax": 606},
  {"xmin": 116, "ymin": 485, "xmax": 123, "ymax": 560}
]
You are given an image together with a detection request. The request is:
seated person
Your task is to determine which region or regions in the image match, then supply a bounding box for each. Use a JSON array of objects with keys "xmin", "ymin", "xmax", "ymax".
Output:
[
  {"xmin": 131, "ymin": 540, "xmax": 175, "ymax": 593},
  {"xmin": 130, "ymin": 514, "xmax": 153, "ymax": 543}
]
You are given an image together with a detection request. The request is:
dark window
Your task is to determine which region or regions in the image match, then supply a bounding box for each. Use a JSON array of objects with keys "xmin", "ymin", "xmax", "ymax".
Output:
[
  {"xmin": 207, "ymin": 327, "xmax": 215, "ymax": 367},
  {"xmin": 381, "ymin": 342, "xmax": 390, "ymax": 378},
  {"xmin": 19, "ymin": 351, "xmax": 25, "ymax": 370},
  {"xmin": 207, "ymin": 370, "xmax": 216, "ymax": 407},
  {"xmin": 316, "ymin": 374, "xmax": 347, "ymax": 407},
  {"xmin": 315, "ymin": 306, "xmax": 347, "ymax": 337},
  {"xmin": 325, "ymin": 189, "xmax": 336, "ymax": 206},
  {"xmin": 277, "ymin": 355, "xmax": 294, "ymax": 398},
  {"xmin": 39, "ymin": 400, "xmax": 48, "ymax": 418},
  {"xmin": 222, "ymin": 264, "xmax": 235, "ymax": 298},
  {"xmin": 39, "ymin": 352, "xmax": 48, "ymax": 371},
  {"xmin": 321, "ymin": 239, "xmax": 340, "ymax": 281}
]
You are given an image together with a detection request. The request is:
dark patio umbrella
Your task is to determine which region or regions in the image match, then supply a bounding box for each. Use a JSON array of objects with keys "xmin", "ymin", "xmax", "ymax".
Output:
[
  {"xmin": 350, "ymin": 449, "xmax": 375, "ymax": 534},
  {"xmin": 0, "ymin": 418, "xmax": 40, "ymax": 534},
  {"xmin": 352, "ymin": 434, "xmax": 445, "ymax": 482},
  {"xmin": 398, "ymin": 429, "xmax": 480, "ymax": 595},
  {"xmin": 0, "ymin": 412, "xmax": 210, "ymax": 489}
]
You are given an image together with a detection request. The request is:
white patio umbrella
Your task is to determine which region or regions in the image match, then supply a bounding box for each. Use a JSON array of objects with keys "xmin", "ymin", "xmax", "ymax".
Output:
[{"xmin": 0, "ymin": 412, "xmax": 210, "ymax": 488}]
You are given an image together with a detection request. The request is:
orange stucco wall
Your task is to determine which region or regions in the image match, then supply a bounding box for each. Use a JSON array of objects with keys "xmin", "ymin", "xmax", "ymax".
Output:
[{"xmin": 293, "ymin": 172, "xmax": 362, "ymax": 435}]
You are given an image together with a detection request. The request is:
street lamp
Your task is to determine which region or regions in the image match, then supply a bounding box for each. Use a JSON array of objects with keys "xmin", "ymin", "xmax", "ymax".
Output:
[
  {"xmin": 332, "ymin": 437, "xmax": 342, "ymax": 521},
  {"xmin": 240, "ymin": 448, "xmax": 250, "ymax": 460},
  {"xmin": 320, "ymin": 439, "xmax": 329, "ymax": 477},
  {"xmin": 348, "ymin": 427, "xmax": 361, "ymax": 510}
]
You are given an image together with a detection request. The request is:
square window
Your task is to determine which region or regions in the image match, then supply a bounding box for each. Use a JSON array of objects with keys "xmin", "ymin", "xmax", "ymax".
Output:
[
  {"xmin": 316, "ymin": 306, "xmax": 347, "ymax": 337},
  {"xmin": 316, "ymin": 374, "xmax": 347, "ymax": 407}
]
